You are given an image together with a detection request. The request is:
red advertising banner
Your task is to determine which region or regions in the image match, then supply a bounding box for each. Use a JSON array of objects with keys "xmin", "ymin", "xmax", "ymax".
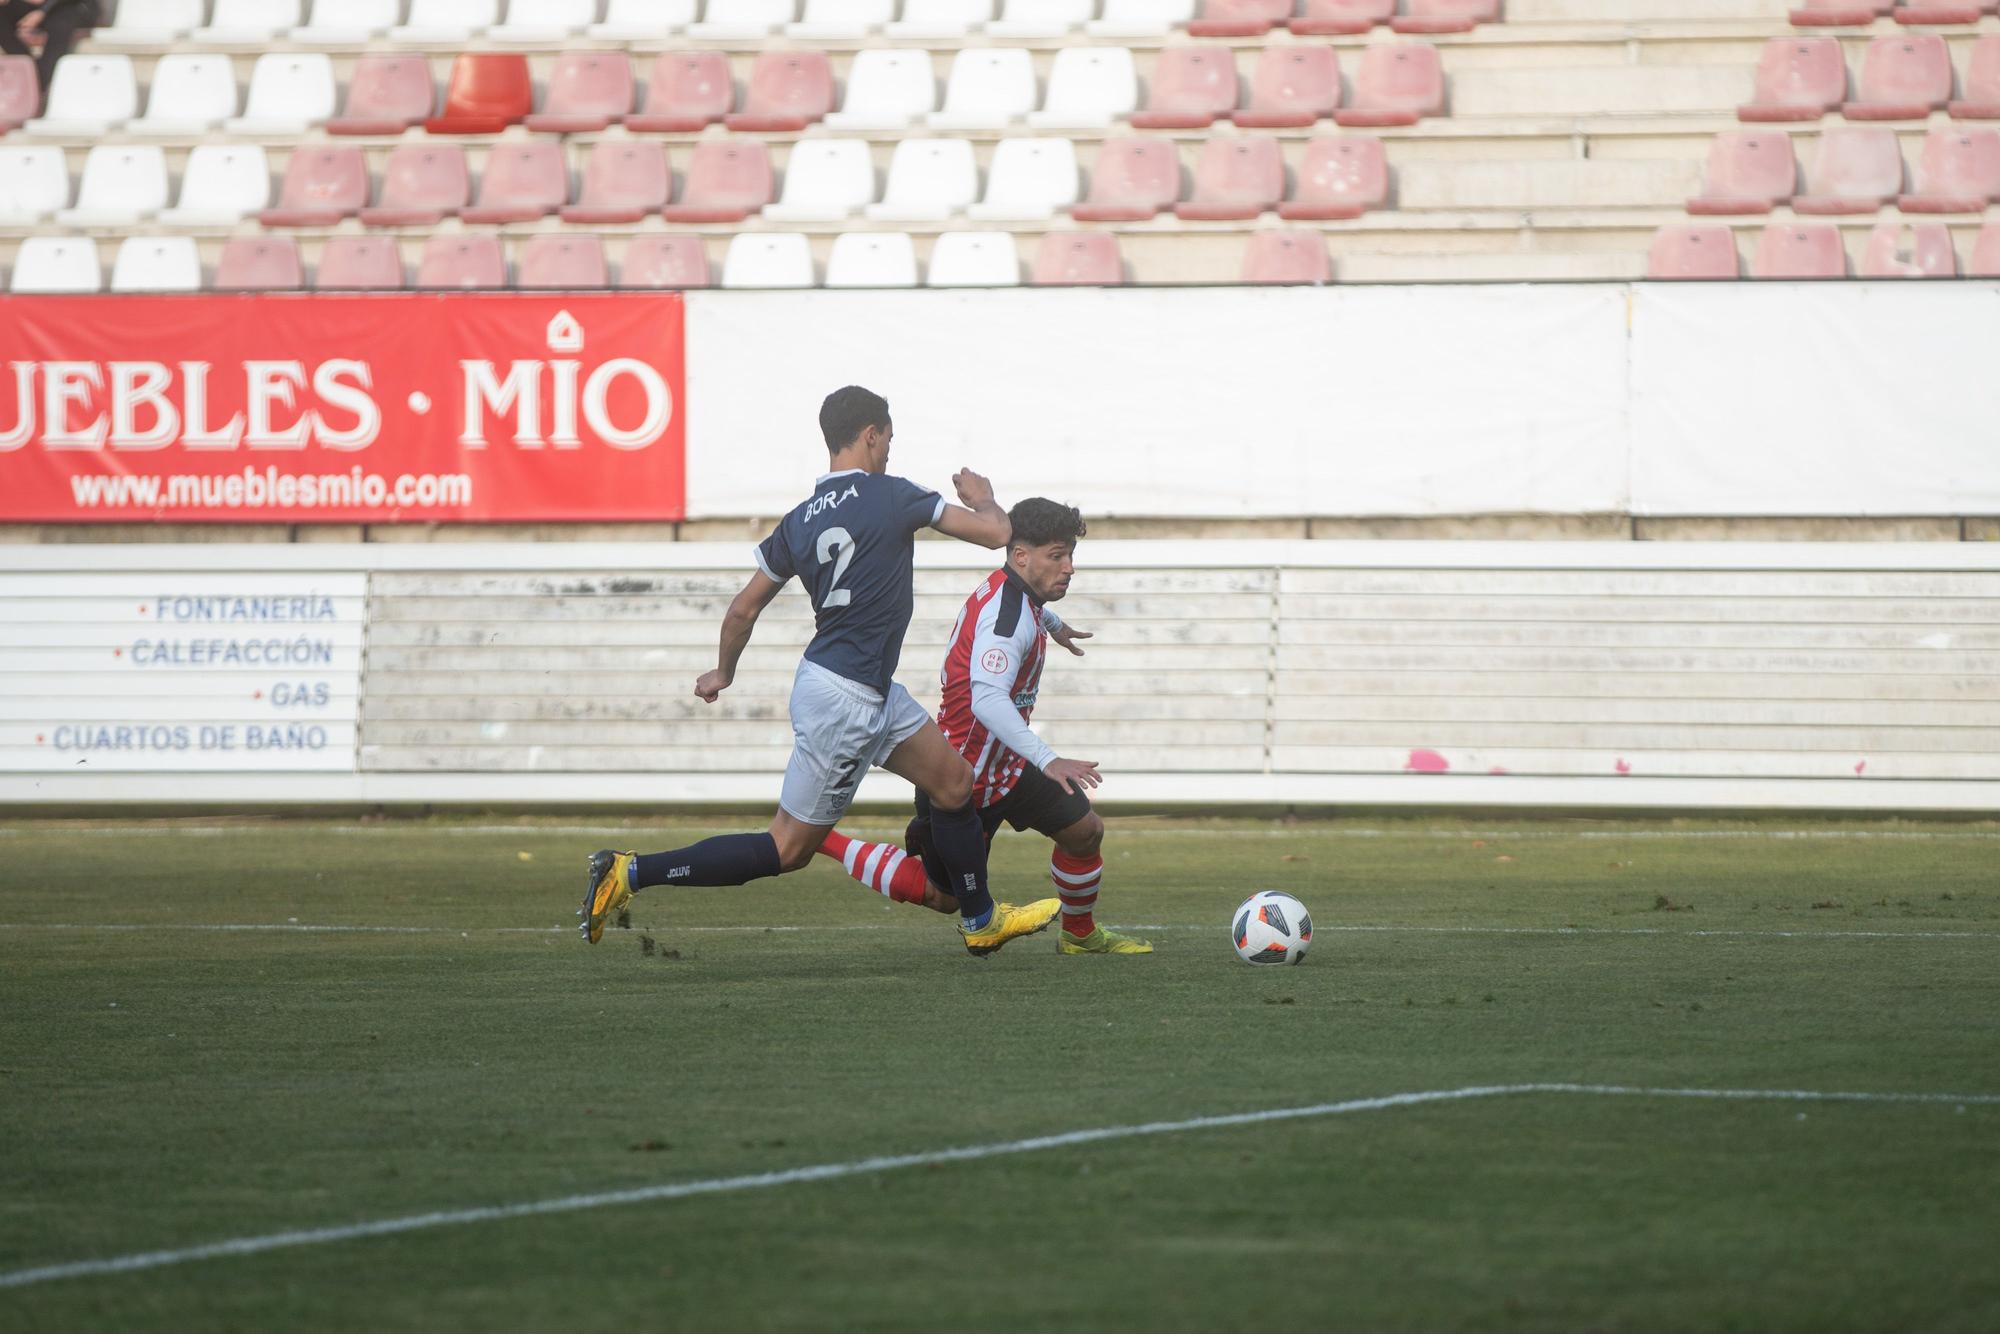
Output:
[{"xmin": 0, "ymin": 294, "xmax": 686, "ymax": 523}]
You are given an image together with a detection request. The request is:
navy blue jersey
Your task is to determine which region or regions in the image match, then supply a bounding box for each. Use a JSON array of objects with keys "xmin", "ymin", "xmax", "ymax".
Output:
[{"xmin": 755, "ymin": 469, "xmax": 945, "ymax": 695}]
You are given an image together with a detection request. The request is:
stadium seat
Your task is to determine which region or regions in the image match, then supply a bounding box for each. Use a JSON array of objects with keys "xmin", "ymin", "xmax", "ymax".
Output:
[
  {"xmin": 763, "ymin": 138, "xmax": 877, "ymax": 222},
  {"xmin": 826, "ymin": 50, "xmax": 937, "ymax": 130},
  {"xmin": 327, "ymin": 56, "xmax": 435, "ymax": 136},
  {"xmin": 0, "ymin": 56, "xmax": 34, "ymax": 135},
  {"xmin": 316, "ymin": 236, "xmax": 406, "ymax": 290},
  {"xmin": 1645, "ymin": 224, "xmax": 1740, "ymax": 280},
  {"xmin": 1738, "ymin": 39, "xmax": 1846, "ymax": 122},
  {"xmin": 1788, "ymin": 0, "xmax": 1892, "ymax": 24},
  {"xmin": 562, "ymin": 140, "xmax": 670, "ymax": 223},
  {"xmin": 868, "ymin": 138, "xmax": 978, "ymax": 221},
  {"xmin": 1899, "ymin": 127, "xmax": 2000, "ymax": 211},
  {"xmin": 23, "ymin": 55, "xmax": 138, "ymax": 136},
  {"xmin": 1291, "ymin": 0, "xmax": 1392, "ymax": 34},
  {"xmin": 1174, "ymin": 136, "xmax": 1283, "ymax": 220},
  {"xmin": 1336, "ymin": 43, "xmax": 1444, "ymax": 127},
  {"xmin": 928, "ymin": 49, "xmax": 1037, "ymax": 130},
  {"xmin": 92, "ymin": 0, "xmax": 203, "ymax": 47},
  {"xmin": 1859, "ymin": 221, "xmax": 1957, "ymax": 276},
  {"xmin": 0, "ymin": 147, "xmax": 69, "ymax": 224},
  {"xmin": 621, "ymin": 234, "xmax": 712, "ymax": 288},
  {"xmin": 260, "ymin": 146, "xmax": 369, "ymax": 227},
  {"xmin": 1752, "ymin": 222, "xmax": 1847, "ymax": 277},
  {"xmin": 1241, "ymin": 230, "xmax": 1331, "ymax": 284},
  {"xmin": 491, "ymin": 0, "xmax": 599, "ymax": 40},
  {"xmin": 1233, "ymin": 46, "xmax": 1341, "ymax": 128},
  {"xmin": 1028, "ymin": 46, "xmax": 1136, "ymax": 129},
  {"xmin": 293, "ymin": 0, "xmax": 403, "ymax": 43},
  {"xmin": 721, "ymin": 232, "xmax": 816, "ymax": 288},
  {"xmin": 127, "ymin": 54, "xmax": 239, "ymax": 137},
  {"xmin": 1687, "ymin": 131, "xmax": 1797, "ymax": 215},
  {"xmin": 359, "ymin": 144, "xmax": 472, "ymax": 227},
  {"xmin": 928, "ymin": 231, "xmax": 1021, "ymax": 286},
  {"xmin": 627, "ymin": 52, "xmax": 733, "ymax": 131},
  {"xmin": 1188, "ymin": 0, "xmax": 1291, "ymax": 38},
  {"xmin": 426, "ymin": 55, "xmax": 533, "ymax": 134},
  {"xmin": 661, "ymin": 140, "xmax": 774, "ymax": 221},
  {"xmin": 416, "ymin": 235, "xmax": 508, "ymax": 290},
  {"xmin": 1844, "ymin": 36, "xmax": 1952, "ymax": 119},
  {"xmin": 789, "ymin": 0, "xmax": 895, "ymax": 37},
  {"xmin": 1392, "ymin": 0, "xmax": 1500, "ymax": 34},
  {"xmin": 1792, "ymin": 127, "xmax": 1904, "ymax": 213},
  {"xmin": 463, "ymin": 141, "xmax": 570, "ymax": 223},
  {"xmin": 886, "ymin": 0, "xmax": 992, "ymax": 38},
  {"xmin": 9, "ymin": 238, "xmax": 102, "ymax": 294},
  {"xmin": 726, "ymin": 51, "xmax": 834, "ymax": 131},
  {"xmin": 969, "ymin": 137, "xmax": 1079, "ymax": 220},
  {"xmin": 687, "ymin": 0, "xmax": 796, "ymax": 39},
  {"xmin": 1087, "ymin": 0, "xmax": 1192, "ymax": 35},
  {"xmin": 194, "ymin": 0, "xmax": 301, "ymax": 44},
  {"xmin": 526, "ymin": 52, "xmax": 634, "ymax": 132},
  {"xmin": 825, "ymin": 232, "xmax": 920, "ymax": 287},
  {"xmin": 1950, "ymin": 36, "xmax": 2000, "ymax": 118},
  {"xmin": 519, "ymin": 234, "xmax": 610, "ymax": 288},
  {"xmin": 1030, "ymin": 231, "xmax": 1124, "ymax": 284},
  {"xmin": 1970, "ymin": 221, "xmax": 2000, "ymax": 275},
  {"xmin": 57, "ymin": 145, "xmax": 169, "ymax": 227},
  {"xmin": 214, "ymin": 237, "xmax": 306, "ymax": 291},
  {"xmin": 1278, "ymin": 135, "xmax": 1387, "ymax": 220},
  {"xmin": 158, "ymin": 144, "xmax": 272, "ymax": 225},
  {"xmin": 392, "ymin": 0, "xmax": 501, "ymax": 43},
  {"xmin": 111, "ymin": 237, "xmax": 202, "ymax": 293},
  {"xmin": 1130, "ymin": 46, "xmax": 1237, "ymax": 129},
  {"xmin": 986, "ymin": 0, "xmax": 1094, "ymax": 37},
  {"xmin": 1895, "ymin": 0, "xmax": 1997, "ymax": 24},
  {"xmin": 1070, "ymin": 136, "xmax": 1181, "ymax": 220},
  {"xmin": 591, "ymin": 0, "xmax": 699, "ymax": 38},
  {"xmin": 226, "ymin": 53, "xmax": 337, "ymax": 134}
]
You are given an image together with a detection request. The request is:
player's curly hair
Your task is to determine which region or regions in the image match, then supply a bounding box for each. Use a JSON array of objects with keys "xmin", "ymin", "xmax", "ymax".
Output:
[
  {"xmin": 820, "ymin": 386, "xmax": 891, "ymax": 451},
  {"xmin": 1008, "ymin": 497, "xmax": 1087, "ymax": 550}
]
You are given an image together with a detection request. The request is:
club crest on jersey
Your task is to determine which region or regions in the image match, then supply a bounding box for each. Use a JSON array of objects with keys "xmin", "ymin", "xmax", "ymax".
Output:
[{"xmin": 981, "ymin": 647, "xmax": 1011, "ymax": 675}]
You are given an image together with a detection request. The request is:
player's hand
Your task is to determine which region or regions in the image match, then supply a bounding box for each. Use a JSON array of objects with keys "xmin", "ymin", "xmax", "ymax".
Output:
[
  {"xmin": 1044, "ymin": 758, "xmax": 1102, "ymax": 795},
  {"xmin": 1050, "ymin": 624, "xmax": 1092, "ymax": 657},
  {"xmin": 952, "ymin": 468, "xmax": 996, "ymax": 511},
  {"xmin": 694, "ymin": 669, "xmax": 731, "ymax": 703}
]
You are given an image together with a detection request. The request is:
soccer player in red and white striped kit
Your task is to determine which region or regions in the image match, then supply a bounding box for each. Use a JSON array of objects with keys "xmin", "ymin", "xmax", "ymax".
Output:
[{"xmin": 817, "ymin": 497, "xmax": 1153, "ymax": 955}]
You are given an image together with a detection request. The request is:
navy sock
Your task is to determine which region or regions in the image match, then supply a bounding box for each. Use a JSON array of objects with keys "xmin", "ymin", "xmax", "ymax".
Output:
[
  {"xmin": 925, "ymin": 800, "xmax": 994, "ymax": 926},
  {"xmin": 634, "ymin": 833, "xmax": 783, "ymax": 889}
]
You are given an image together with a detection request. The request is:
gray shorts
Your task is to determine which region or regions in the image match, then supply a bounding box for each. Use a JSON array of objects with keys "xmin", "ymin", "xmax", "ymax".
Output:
[{"xmin": 778, "ymin": 659, "xmax": 931, "ymax": 827}]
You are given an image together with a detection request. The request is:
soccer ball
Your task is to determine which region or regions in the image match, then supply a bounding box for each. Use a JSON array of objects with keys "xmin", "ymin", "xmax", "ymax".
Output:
[{"xmin": 1232, "ymin": 891, "xmax": 1312, "ymax": 966}]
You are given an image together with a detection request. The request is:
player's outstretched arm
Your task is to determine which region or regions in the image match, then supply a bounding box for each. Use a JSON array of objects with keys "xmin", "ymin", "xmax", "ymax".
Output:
[
  {"xmin": 932, "ymin": 468, "xmax": 1011, "ymax": 550},
  {"xmin": 696, "ymin": 570, "xmax": 785, "ymax": 703}
]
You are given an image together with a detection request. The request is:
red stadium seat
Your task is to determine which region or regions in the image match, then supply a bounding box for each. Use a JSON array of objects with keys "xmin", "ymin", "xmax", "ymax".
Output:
[
  {"xmin": 1899, "ymin": 127, "xmax": 2000, "ymax": 211},
  {"xmin": 1069, "ymin": 137, "xmax": 1181, "ymax": 220},
  {"xmin": 1789, "ymin": 0, "xmax": 1892, "ymax": 24},
  {"xmin": 1129, "ymin": 46, "xmax": 1238, "ymax": 129},
  {"xmin": 416, "ymin": 234, "xmax": 507, "ymax": 289},
  {"xmin": 1335, "ymin": 43, "xmax": 1444, "ymax": 127},
  {"xmin": 1646, "ymin": 224, "xmax": 1740, "ymax": 280},
  {"xmin": 525, "ymin": 52, "xmax": 634, "ymax": 133},
  {"xmin": 462, "ymin": 141, "xmax": 570, "ymax": 224},
  {"xmin": 1232, "ymin": 46, "xmax": 1341, "ymax": 128},
  {"xmin": 659, "ymin": 140, "xmax": 773, "ymax": 222},
  {"xmin": 1792, "ymin": 127, "xmax": 1904, "ymax": 213},
  {"xmin": 359, "ymin": 144, "xmax": 471, "ymax": 227},
  {"xmin": 1279, "ymin": 135, "xmax": 1387, "ymax": 220},
  {"xmin": 1842, "ymin": 36, "xmax": 1952, "ymax": 119},
  {"xmin": 327, "ymin": 54, "xmax": 432, "ymax": 136},
  {"xmin": 724, "ymin": 51, "xmax": 834, "ymax": 132},
  {"xmin": 1752, "ymin": 222, "xmax": 1847, "ymax": 277},
  {"xmin": 1738, "ymin": 39, "xmax": 1846, "ymax": 122},
  {"xmin": 620, "ymin": 234, "xmax": 712, "ymax": 289},
  {"xmin": 1029, "ymin": 231, "xmax": 1125, "ymax": 284},
  {"xmin": 1187, "ymin": 0, "xmax": 1291, "ymax": 37},
  {"xmin": 0, "ymin": 55, "xmax": 36, "ymax": 134},
  {"xmin": 258, "ymin": 146, "xmax": 368, "ymax": 227},
  {"xmin": 317, "ymin": 236, "xmax": 405, "ymax": 290},
  {"xmin": 214, "ymin": 237, "xmax": 305, "ymax": 291},
  {"xmin": 424, "ymin": 54, "xmax": 532, "ymax": 135},
  {"xmin": 1895, "ymin": 1, "xmax": 1997, "ymax": 25},
  {"xmin": 1174, "ymin": 136, "xmax": 1283, "ymax": 220},
  {"xmin": 1970, "ymin": 221, "xmax": 2000, "ymax": 274},
  {"xmin": 562, "ymin": 140, "xmax": 669, "ymax": 223},
  {"xmin": 1240, "ymin": 229, "xmax": 1331, "ymax": 284},
  {"xmin": 1687, "ymin": 131, "xmax": 1797, "ymax": 215},
  {"xmin": 627, "ymin": 53, "xmax": 733, "ymax": 132},
  {"xmin": 1858, "ymin": 221, "xmax": 1957, "ymax": 276},
  {"xmin": 1290, "ymin": 0, "xmax": 1391, "ymax": 34},
  {"xmin": 1392, "ymin": 0, "xmax": 1500, "ymax": 35},
  {"xmin": 519, "ymin": 234, "xmax": 610, "ymax": 289},
  {"xmin": 1949, "ymin": 36, "xmax": 2000, "ymax": 118}
]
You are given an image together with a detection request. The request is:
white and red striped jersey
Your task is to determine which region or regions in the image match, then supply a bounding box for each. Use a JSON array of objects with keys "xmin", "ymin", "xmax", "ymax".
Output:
[{"xmin": 937, "ymin": 568, "xmax": 1059, "ymax": 808}]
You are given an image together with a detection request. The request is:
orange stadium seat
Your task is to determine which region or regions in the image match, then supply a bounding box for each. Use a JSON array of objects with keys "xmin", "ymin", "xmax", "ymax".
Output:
[
  {"xmin": 1290, "ymin": 0, "xmax": 1392, "ymax": 34},
  {"xmin": 620, "ymin": 234, "xmax": 713, "ymax": 288},
  {"xmin": 1393, "ymin": 0, "xmax": 1501, "ymax": 35},
  {"xmin": 327, "ymin": 55, "xmax": 434, "ymax": 136},
  {"xmin": 214, "ymin": 237, "xmax": 306, "ymax": 291},
  {"xmin": 1030, "ymin": 231, "xmax": 1125, "ymax": 284},
  {"xmin": 1752, "ymin": 222, "xmax": 1847, "ymax": 277},
  {"xmin": 1843, "ymin": 36, "xmax": 1952, "ymax": 120},
  {"xmin": 425, "ymin": 54, "xmax": 533, "ymax": 135},
  {"xmin": 260, "ymin": 146, "xmax": 368, "ymax": 227},
  {"xmin": 526, "ymin": 53, "xmax": 635, "ymax": 133},
  {"xmin": 726, "ymin": 51, "xmax": 835, "ymax": 131},
  {"xmin": 1687, "ymin": 131, "xmax": 1798, "ymax": 215},
  {"xmin": 562, "ymin": 141, "xmax": 670, "ymax": 223},
  {"xmin": 317, "ymin": 236, "xmax": 406, "ymax": 290},
  {"xmin": 627, "ymin": 53, "xmax": 734, "ymax": 132},
  {"xmin": 462, "ymin": 141, "xmax": 570, "ymax": 224},
  {"xmin": 1240, "ymin": 229, "xmax": 1331, "ymax": 283},
  {"xmin": 416, "ymin": 234, "xmax": 508, "ymax": 290},
  {"xmin": 1859, "ymin": 221, "xmax": 1957, "ymax": 276},
  {"xmin": 519, "ymin": 234, "xmax": 610, "ymax": 289},
  {"xmin": 1335, "ymin": 43, "xmax": 1444, "ymax": 127},
  {"xmin": 660, "ymin": 140, "xmax": 775, "ymax": 222},
  {"xmin": 1188, "ymin": 0, "xmax": 1292, "ymax": 37},
  {"xmin": 1949, "ymin": 37, "xmax": 2000, "ymax": 118},
  {"xmin": 1130, "ymin": 46, "xmax": 1238, "ymax": 129},
  {"xmin": 1069, "ymin": 136, "xmax": 1181, "ymax": 221},
  {"xmin": 0, "ymin": 56, "xmax": 37, "ymax": 134},
  {"xmin": 1233, "ymin": 46, "xmax": 1342, "ymax": 128},
  {"xmin": 1175, "ymin": 136, "xmax": 1284, "ymax": 220},
  {"xmin": 1790, "ymin": 0, "xmax": 1893, "ymax": 25},
  {"xmin": 1792, "ymin": 127, "xmax": 1904, "ymax": 213},
  {"xmin": 359, "ymin": 144, "xmax": 472, "ymax": 227},
  {"xmin": 1899, "ymin": 127, "xmax": 2000, "ymax": 211},
  {"xmin": 1895, "ymin": 1, "xmax": 1997, "ymax": 24},
  {"xmin": 1738, "ymin": 39, "xmax": 1846, "ymax": 122},
  {"xmin": 1279, "ymin": 135, "xmax": 1388, "ymax": 219},
  {"xmin": 1969, "ymin": 222, "xmax": 2000, "ymax": 275},
  {"xmin": 1646, "ymin": 225, "xmax": 1741, "ymax": 280}
]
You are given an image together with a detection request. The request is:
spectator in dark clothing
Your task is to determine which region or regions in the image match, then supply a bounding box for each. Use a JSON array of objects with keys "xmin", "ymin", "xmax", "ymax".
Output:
[{"xmin": 0, "ymin": 0, "xmax": 99, "ymax": 95}]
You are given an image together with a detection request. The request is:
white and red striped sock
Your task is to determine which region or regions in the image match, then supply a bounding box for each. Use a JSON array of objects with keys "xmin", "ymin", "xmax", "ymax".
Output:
[
  {"xmin": 817, "ymin": 830, "xmax": 929, "ymax": 904},
  {"xmin": 1051, "ymin": 849, "xmax": 1102, "ymax": 937}
]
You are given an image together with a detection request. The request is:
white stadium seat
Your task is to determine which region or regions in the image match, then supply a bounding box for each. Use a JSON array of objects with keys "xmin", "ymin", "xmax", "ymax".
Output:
[
  {"xmin": 1028, "ymin": 46, "xmax": 1137, "ymax": 129},
  {"xmin": 225, "ymin": 53, "xmax": 337, "ymax": 133},
  {"xmin": 57, "ymin": 145, "xmax": 170, "ymax": 227},
  {"xmin": 886, "ymin": 0, "xmax": 990, "ymax": 38},
  {"xmin": 92, "ymin": 0, "xmax": 206, "ymax": 47},
  {"xmin": 824, "ymin": 50, "xmax": 935, "ymax": 130},
  {"xmin": 762, "ymin": 139, "xmax": 877, "ymax": 222},
  {"xmin": 1086, "ymin": 0, "xmax": 1192, "ymax": 35},
  {"xmin": 0, "ymin": 147, "xmax": 71, "ymax": 224},
  {"xmin": 128, "ymin": 54, "xmax": 240, "ymax": 136},
  {"xmin": 111, "ymin": 237, "xmax": 203, "ymax": 293},
  {"xmin": 867, "ymin": 137, "xmax": 977, "ymax": 221},
  {"xmin": 158, "ymin": 144, "xmax": 271, "ymax": 225},
  {"xmin": 721, "ymin": 232, "xmax": 815, "ymax": 288},
  {"xmin": 825, "ymin": 232, "xmax": 918, "ymax": 288},
  {"xmin": 391, "ymin": 0, "xmax": 501, "ymax": 42},
  {"xmin": 23, "ymin": 56, "xmax": 139, "ymax": 136},
  {"xmin": 927, "ymin": 231, "xmax": 1021, "ymax": 286},
  {"xmin": 787, "ymin": 0, "xmax": 893, "ymax": 37},
  {"xmin": 927, "ymin": 49, "xmax": 1036, "ymax": 130},
  {"xmin": 489, "ymin": 0, "xmax": 598, "ymax": 40},
  {"xmin": 292, "ymin": 0, "xmax": 402, "ymax": 43},
  {"xmin": 687, "ymin": 0, "xmax": 794, "ymax": 38},
  {"xmin": 193, "ymin": 0, "xmax": 302, "ymax": 44},
  {"xmin": 9, "ymin": 238, "xmax": 103, "ymax": 294},
  {"xmin": 986, "ymin": 0, "xmax": 1093, "ymax": 37},
  {"xmin": 969, "ymin": 137, "xmax": 1078, "ymax": 220},
  {"xmin": 589, "ymin": 0, "xmax": 697, "ymax": 37}
]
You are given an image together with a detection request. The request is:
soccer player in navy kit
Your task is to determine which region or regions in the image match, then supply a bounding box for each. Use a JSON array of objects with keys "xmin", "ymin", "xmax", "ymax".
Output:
[{"xmin": 581, "ymin": 386, "xmax": 1062, "ymax": 956}]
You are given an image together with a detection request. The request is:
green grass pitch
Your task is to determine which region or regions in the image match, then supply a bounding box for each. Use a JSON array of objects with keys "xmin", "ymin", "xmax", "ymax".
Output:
[{"xmin": 2, "ymin": 814, "xmax": 1998, "ymax": 1333}]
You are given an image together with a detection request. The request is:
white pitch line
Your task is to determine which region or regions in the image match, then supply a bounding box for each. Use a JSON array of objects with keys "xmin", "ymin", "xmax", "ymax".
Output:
[{"xmin": 1, "ymin": 1082, "xmax": 1994, "ymax": 1292}]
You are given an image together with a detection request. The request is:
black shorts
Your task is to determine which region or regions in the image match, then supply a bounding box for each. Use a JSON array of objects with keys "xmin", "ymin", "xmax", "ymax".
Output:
[{"xmin": 907, "ymin": 765, "xmax": 1093, "ymax": 873}]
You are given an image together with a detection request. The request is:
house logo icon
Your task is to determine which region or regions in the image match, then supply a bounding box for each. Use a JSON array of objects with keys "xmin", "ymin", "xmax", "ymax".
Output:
[{"xmin": 546, "ymin": 311, "xmax": 583, "ymax": 354}]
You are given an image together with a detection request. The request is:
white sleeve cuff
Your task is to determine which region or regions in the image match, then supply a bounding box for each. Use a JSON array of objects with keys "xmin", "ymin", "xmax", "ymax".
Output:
[
  {"xmin": 753, "ymin": 546, "xmax": 780, "ymax": 582},
  {"xmin": 929, "ymin": 495, "xmax": 947, "ymax": 528},
  {"xmin": 1041, "ymin": 606, "xmax": 1064, "ymax": 634}
]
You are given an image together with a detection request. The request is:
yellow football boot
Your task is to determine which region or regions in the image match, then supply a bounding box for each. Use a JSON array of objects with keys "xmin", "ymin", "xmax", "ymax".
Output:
[
  {"xmin": 579, "ymin": 849, "xmax": 636, "ymax": 945},
  {"xmin": 1058, "ymin": 925, "xmax": 1154, "ymax": 955},
  {"xmin": 958, "ymin": 898, "xmax": 1061, "ymax": 957}
]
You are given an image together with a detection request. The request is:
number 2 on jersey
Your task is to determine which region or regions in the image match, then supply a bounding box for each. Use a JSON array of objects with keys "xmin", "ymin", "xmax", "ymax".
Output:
[{"xmin": 816, "ymin": 526, "xmax": 855, "ymax": 609}]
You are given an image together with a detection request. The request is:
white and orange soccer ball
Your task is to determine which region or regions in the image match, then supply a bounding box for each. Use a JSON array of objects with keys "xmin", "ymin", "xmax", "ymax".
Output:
[{"xmin": 1232, "ymin": 891, "xmax": 1312, "ymax": 966}]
